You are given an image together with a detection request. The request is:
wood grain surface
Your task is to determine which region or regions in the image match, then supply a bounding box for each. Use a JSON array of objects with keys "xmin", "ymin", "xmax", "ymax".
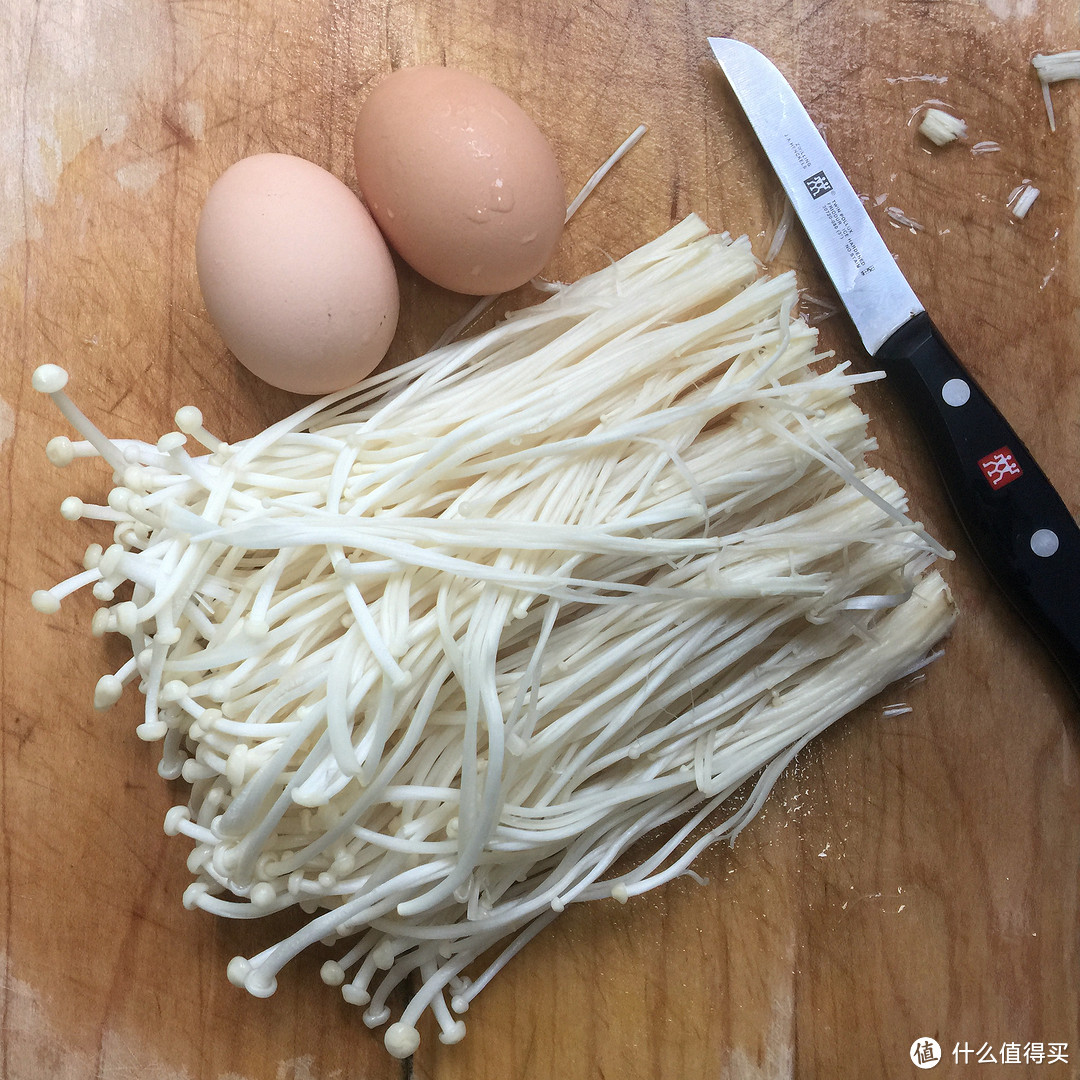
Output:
[{"xmin": 2, "ymin": 1, "xmax": 1079, "ymax": 1078}]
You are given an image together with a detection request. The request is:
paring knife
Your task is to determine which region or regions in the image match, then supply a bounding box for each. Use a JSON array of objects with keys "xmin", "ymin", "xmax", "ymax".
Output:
[{"xmin": 709, "ymin": 37, "xmax": 1080, "ymax": 698}]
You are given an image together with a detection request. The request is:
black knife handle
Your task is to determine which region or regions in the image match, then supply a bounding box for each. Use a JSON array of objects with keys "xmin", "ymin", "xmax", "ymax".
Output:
[{"xmin": 875, "ymin": 311, "xmax": 1080, "ymax": 698}]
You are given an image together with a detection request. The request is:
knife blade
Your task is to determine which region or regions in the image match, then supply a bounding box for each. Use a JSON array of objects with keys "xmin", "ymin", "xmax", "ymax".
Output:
[{"xmin": 709, "ymin": 36, "xmax": 1080, "ymax": 699}]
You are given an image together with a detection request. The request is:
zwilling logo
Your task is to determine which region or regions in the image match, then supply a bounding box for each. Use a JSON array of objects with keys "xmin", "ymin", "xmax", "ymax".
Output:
[
  {"xmin": 804, "ymin": 171, "xmax": 833, "ymax": 199},
  {"xmin": 978, "ymin": 447, "xmax": 1023, "ymax": 490}
]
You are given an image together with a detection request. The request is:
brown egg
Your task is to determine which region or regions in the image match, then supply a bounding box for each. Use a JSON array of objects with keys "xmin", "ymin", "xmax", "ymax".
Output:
[
  {"xmin": 353, "ymin": 66, "xmax": 566, "ymax": 296},
  {"xmin": 196, "ymin": 153, "xmax": 399, "ymax": 396}
]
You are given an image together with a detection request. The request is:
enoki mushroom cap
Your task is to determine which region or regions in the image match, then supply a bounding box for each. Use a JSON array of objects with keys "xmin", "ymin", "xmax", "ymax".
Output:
[
  {"xmin": 32, "ymin": 364, "xmax": 69, "ymax": 394},
  {"xmin": 385, "ymin": 1022, "xmax": 421, "ymax": 1059}
]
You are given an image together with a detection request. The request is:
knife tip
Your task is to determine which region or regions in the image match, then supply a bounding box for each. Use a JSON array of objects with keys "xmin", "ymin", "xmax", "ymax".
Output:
[{"xmin": 707, "ymin": 37, "xmax": 747, "ymax": 66}]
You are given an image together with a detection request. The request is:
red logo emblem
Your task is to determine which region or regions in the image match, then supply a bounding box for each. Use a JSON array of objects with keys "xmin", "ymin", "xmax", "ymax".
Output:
[{"xmin": 978, "ymin": 447, "xmax": 1023, "ymax": 490}]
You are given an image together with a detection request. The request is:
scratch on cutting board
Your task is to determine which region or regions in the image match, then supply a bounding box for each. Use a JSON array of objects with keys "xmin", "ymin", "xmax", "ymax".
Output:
[
  {"xmin": 277, "ymin": 1057, "xmax": 344, "ymax": 1080},
  {"xmin": 886, "ymin": 74, "xmax": 948, "ymax": 84},
  {"xmin": 177, "ymin": 101, "xmax": 206, "ymax": 142},
  {"xmin": 719, "ymin": 922, "xmax": 796, "ymax": 1080},
  {"xmin": 0, "ymin": 0, "xmax": 203, "ymax": 263},
  {"xmin": 982, "ymin": 0, "xmax": 1037, "ymax": 15},
  {"xmin": 0, "ymin": 950, "xmax": 200, "ymax": 1080},
  {"xmin": 98, "ymin": 1029, "xmax": 192, "ymax": 1080},
  {"xmin": 720, "ymin": 992, "xmax": 795, "ymax": 1080},
  {"xmin": 0, "ymin": 396, "xmax": 14, "ymax": 450},
  {"xmin": 116, "ymin": 159, "xmax": 168, "ymax": 195}
]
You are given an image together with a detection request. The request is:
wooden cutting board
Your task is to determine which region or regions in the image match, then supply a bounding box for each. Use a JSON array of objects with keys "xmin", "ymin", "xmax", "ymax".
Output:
[{"xmin": 2, "ymin": 1, "xmax": 1078, "ymax": 1077}]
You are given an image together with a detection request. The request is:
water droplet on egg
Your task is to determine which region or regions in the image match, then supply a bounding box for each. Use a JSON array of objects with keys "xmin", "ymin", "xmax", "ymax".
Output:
[{"xmin": 488, "ymin": 177, "xmax": 514, "ymax": 213}]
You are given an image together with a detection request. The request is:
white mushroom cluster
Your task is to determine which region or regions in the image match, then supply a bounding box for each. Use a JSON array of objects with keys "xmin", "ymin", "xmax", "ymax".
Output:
[{"xmin": 33, "ymin": 215, "xmax": 955, "ymax": 1057}]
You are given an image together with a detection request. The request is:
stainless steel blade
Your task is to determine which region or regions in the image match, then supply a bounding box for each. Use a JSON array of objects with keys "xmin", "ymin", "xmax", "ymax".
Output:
[{"xmin": 708, "ymin": 37, "xmax": 924, "ymax": 354}]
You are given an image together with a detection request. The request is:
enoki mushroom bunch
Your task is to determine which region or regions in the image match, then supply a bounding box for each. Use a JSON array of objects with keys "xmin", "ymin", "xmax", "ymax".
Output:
[{"xmin": 34, "ymin": 215, "xmax": 955, "ymax": 1057}]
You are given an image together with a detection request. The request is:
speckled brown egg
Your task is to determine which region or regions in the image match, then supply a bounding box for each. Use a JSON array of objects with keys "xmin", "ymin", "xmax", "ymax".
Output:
[
  {"xmin": 353, "ymin": 66, "xmax": 566, "ymax": 296},
  {"xmin": 195, "ymin": 153, "xmax": 399, "ymax": 396}
]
